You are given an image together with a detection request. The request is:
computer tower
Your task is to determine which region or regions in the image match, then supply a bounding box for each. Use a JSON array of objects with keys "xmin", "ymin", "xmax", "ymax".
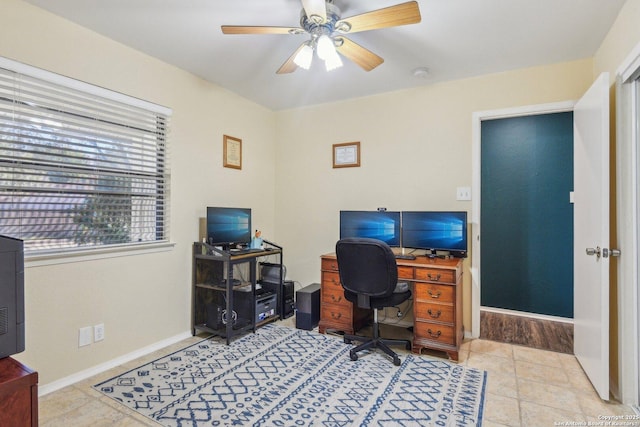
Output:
[
  {"xmin": 296, "ymin": 283, "xmax": 320, "ymax": 330},
  {"xmin": 282, "ymin": 280, "xmax": 294, "ymax": 319},
  {"xmin": 0, "ymin": 235, "xmax": 25, "ymax": 359}
]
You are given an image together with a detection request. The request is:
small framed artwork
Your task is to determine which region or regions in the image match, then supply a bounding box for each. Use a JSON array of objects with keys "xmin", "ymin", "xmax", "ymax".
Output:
[
  {"xmin": 223, "ymin": 135, "xmax": 242, "ymax": 169},
  {"xmin": 332, "ymin": 141, "xmax": 361, "ymax": 168}
]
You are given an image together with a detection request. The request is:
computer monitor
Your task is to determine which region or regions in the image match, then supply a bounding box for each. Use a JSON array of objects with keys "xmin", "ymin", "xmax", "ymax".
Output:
[
  {"xmin": 206, "ymin": 207, "xmax": 251, "ymax": 249},
  {"xmin": 339, "ymin": 210, "xmax": 401, "ymax": 247},
  {"xmin": 401, "ymin": 211, "xmax": 468, "ymax": 257}
]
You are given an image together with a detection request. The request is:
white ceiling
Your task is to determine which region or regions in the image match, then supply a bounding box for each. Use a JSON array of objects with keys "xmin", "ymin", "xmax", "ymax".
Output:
[{"xmin": 24, "ymin": 0, "xmax": 626, "ymax": 111}]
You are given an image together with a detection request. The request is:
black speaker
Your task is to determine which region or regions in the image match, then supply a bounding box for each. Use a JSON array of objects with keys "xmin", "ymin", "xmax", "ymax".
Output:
[
  {"xmin": 282, "ymin": 280, "xmax": 295, "ymax": 319},
  {"xmin": 296, "ymin": 283, "xmax": 320, "ymax": 330}
]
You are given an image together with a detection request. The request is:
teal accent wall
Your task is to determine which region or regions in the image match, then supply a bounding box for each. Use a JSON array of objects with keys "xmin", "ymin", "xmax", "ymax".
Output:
[{"xmin": 480, "ymin": 112, "xmax": 574, "ymax": 318}]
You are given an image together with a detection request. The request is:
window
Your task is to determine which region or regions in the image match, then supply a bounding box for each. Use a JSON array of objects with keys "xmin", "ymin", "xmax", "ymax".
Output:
[{"xmin": 0, "ymin": 57, "xmax": 171, "ymax": 255}]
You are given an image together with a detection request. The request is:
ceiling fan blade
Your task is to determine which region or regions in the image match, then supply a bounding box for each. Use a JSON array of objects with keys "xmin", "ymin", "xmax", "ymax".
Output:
[
  {"xmin": 301, "ymin": 0, "xmax": 327, "ymax": 23},
  {"xmin": 336, "ymin": 1, "xmax": 421, "ymax": 34},
  {"xmin": 277, "ymin": 44, "xmax": 307, "ymax": 74},
  {"xmin": 335, "ymin": 37, "xmax": 384, "ymax": 72},
  {"xmin": 221, "ymin": 25, "xmax": 303, "ymax": 35}
]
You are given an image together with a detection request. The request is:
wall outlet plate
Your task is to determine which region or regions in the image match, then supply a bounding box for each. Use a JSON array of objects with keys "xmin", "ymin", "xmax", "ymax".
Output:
[
  {"xmin": 94, "ymin": 323, "xmax": 105, "ymax": 342},
  {"xmin": 79, "ymin": 326, "xmax": 92, "ymax": 347}
]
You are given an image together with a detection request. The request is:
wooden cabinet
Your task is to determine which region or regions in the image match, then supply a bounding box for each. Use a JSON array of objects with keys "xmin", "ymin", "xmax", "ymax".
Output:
[
  {"xmin": 410, "ymin": 258, "xmax": 463, "ymax": 361},
  {"xmin": 318, "ymin": 256, "xmax": 371, "ymax": 334},
  {"xmin": 319, "ymin": 253, "xmax": 463, "ymax": 361},
  {"xmin": 0, "ymin": 357, "xmax": 38, "ymax": 427}
]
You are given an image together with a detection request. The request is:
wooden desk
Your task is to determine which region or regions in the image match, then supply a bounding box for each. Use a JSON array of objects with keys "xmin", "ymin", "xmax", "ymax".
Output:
[
  {"xmin": 0, "ymin": 357, "xmax": 38, "ymax": 427},
  {"xmin": 319, "ymin": 253, "xmax": 464, "ymax": 361}
]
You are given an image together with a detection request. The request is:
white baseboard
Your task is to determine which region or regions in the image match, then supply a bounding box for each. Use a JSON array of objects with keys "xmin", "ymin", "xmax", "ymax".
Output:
[{"xmin": 38, "ymin": 330, "xmax": 193, "ymax": 397}]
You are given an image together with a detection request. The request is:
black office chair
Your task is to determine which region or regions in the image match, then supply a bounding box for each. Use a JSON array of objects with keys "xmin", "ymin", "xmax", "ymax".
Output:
[{"xmin": 335, "ymin": 237, "xmax": 412, "ymax": 366}]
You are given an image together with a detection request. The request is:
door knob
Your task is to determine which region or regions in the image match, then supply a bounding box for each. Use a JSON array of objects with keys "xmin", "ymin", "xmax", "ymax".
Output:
[
  {"xmin": 602, "ymin": 248, "xmax": 621, "ymax": 258},
  {"xmin": 586, "ymin": 247, "xmax": 601, "ymax": 258},
  {"xmin": 585, "ymin": 247, "xmax": 621, "ymax": 258}
]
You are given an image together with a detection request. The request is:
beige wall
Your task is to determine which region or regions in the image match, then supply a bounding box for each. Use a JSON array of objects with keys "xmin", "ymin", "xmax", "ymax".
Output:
[
  {"xmin": 1, "ymin": 0, "xmax": 276, "ymax": 385},
  {"xmin": 274, "ymin": 59, "xmax": 595, "ymax": 332}
]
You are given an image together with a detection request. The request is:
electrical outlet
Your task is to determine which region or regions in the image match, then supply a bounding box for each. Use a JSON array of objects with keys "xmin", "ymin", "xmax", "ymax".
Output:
[
  {"xmin": 94, "ymin": 323, "xmax": 105, "ymax": 342},
  {"xmin": 79, "ymin": 326, "xmax": 92, "ymax": 347},
  {"xmin": 456, "ymin": 186, "xmax": 471, "ymax": 201}
]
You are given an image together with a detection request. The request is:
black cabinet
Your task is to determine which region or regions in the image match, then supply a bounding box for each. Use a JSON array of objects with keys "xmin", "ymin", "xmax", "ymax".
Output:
[{"xmin": 191, "ymin": 241, "xmax": 283, "ymax": 344}]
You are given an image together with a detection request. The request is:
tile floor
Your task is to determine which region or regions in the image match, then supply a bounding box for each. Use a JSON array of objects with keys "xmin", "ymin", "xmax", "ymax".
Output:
[{"xmin": 38, "ymin": 320, "xmax": 637, "ymax": 427}]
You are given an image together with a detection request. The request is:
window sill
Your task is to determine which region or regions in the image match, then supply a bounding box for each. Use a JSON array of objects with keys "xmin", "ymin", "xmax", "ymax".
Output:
[{"xmin": 25, "ymin": 241, "xmax": 176, "ymax": 268}]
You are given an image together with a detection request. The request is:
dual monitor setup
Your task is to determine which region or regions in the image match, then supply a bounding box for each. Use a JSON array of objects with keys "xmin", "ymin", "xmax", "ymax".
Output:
[
  {"xmin": 206, "ymin": 206, "xmax": 467, "ymax": 259},
  {"xmin": 340, "ymin": 210, "xmax": 468, "ymax": 259}
]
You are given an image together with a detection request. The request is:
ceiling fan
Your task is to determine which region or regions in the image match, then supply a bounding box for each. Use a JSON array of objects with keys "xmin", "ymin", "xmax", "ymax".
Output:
[{"xmin": 221, "ymin": 0, "xmax": 421, "ymax": 74}]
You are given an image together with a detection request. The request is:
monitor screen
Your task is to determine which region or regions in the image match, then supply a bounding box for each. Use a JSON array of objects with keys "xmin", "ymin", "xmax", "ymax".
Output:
[
  {"xmin": 339, "ymin": 210, "xmax": 401, "ymax": 247},
  {"xmin": 206, "ymin": 207, "xmax": 251, "ymax": 247},
  {"xmin": 401, "ymin": 211, "xmax": 468, "ymax": 257}
]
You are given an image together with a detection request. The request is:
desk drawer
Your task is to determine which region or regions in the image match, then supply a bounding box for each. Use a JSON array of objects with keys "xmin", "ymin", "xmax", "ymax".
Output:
[
  {"xmin": 321, "ymin": 303, "xmax": 353, "ymax": 327},
  {"xmin": 414, "ymin": 321, "xmax": 455, "ymax": 346},
  {"xmin": 321, "ymin": 281, "xmax": 350, "ymax": 307},
  {"xmin": 415, "ymin": 268, "xmax": 456, "ymax": 284},
  {"xmin": 414, "ymin": 283, "xmax": 455, "ymax": 303},
  {"xmin": 398, "ymin": 266, "xmax": 414, "ymax": 280},
  {"xmin": 321, "ymin": 258, "xmax": 339, "ymax": 272},
  {"xmin": 415, "ymin": 302, "xmax": 454, "ymax": 324}
]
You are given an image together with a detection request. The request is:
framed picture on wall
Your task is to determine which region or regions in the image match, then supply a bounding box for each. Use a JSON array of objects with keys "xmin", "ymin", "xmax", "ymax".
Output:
[
  {"xmin": 333, "ymin": 141, "xmax": 360, "ymax": 168},
  {"xmin": 223, "ymin": 135, "xmax": 242, "ymax": 169}
]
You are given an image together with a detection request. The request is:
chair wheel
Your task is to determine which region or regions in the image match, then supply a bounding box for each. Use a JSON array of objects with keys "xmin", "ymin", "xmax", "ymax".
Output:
[
  {"xmin": 393, "ymin": 356, "xmax": 401, "ymax": 366},
  {"xmin": 350, "ymin": 350, "xmax": 358, "ymax": 361},
  {"xmin": 405, "ymin": 342, "xmax": 412, "ymax": 350}
]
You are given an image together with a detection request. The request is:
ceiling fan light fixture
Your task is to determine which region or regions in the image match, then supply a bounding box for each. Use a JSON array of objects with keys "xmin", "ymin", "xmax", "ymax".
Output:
[
  {"xmin": 324, "ymin": 51, "xmax": 343, "ymax": 71},
  {"xmin": 294, "ymin": 44, "xmax": 314, "ymax": 70},
  {"xmin": 316, "ymin": 34, "xmax": 335, "ymax": 60}
]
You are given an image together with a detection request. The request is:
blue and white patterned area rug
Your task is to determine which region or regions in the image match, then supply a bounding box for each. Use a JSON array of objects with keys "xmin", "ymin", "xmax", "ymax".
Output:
[{"xmin": 94, "ymin": 324, "xmax": 486, "ymax": 426}]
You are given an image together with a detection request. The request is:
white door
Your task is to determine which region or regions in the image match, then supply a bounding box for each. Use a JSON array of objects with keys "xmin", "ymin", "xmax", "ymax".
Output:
[{"xmin": 573, "ymin": 72, "xmax": 610, "ymax": 401}]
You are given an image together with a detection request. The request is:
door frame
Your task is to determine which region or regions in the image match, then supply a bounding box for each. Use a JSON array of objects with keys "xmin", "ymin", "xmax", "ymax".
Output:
[
  {"xmin": 470, "ymin": 101, "xmax": 575, "ymax": 338},
  {"xmin": 616, "ymin": 40, "xmax": 640, "ymax": 407}
]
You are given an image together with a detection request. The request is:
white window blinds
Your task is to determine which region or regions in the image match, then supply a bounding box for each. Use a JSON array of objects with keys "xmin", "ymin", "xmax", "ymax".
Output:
[{"xmin": 0, "ymin": 58, "xmax": 171, "ymax": 254}]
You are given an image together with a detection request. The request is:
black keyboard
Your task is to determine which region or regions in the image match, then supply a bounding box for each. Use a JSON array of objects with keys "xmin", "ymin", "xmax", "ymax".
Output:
[
  {"xmin": 230, "ymin": 248, "xmax": 264, "ymax": 255},
  {"xmin": 395, "ymin": 254, "xmax": 416, "ymax": 260}
]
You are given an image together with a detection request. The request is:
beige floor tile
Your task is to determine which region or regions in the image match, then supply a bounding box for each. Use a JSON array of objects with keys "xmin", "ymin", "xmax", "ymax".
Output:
[
  {"xmin": 519, "ymin": 400, "xmax": 586, "ymax": 427},
  {"xmin": 470, "ymin": 339, "xmax": 515, "ymax": 359},
  {"xmin": 486, "ymin": 371, "xmax": 519, "ymax": 399},
  {"xmin": 40, "ymin": 398, "xmax": 129, "ymax": 427},
  {"xmin": 514, "ymin": 359, "xmax": 569, "ymax": 387},
  {"xmin": 512, "ymin": 345, "xmax": 563, "ymax": 368},
  {"xmin": 483, "ymin": 393, "xmax": 521, "ymax": 427},
  {"xmin": 39, "ymin": 385, "xmax": 94, "ymax": 423},
  {"xmin": 577, "ymin": 392, "xmax": 636, "ymax": 418},
  {"xmin": 467, "ymin": 351, "xmax": 516, "ymax": 377},
  {"xmin": 517, "ymin": 377, "xmax": 582, "ymax": 413}
]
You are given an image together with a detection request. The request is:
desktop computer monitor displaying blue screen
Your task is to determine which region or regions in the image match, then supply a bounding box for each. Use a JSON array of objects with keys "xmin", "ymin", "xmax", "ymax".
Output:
[
  {"xmin": 339, "ymin": 210, "xmax": 401, "ymax": 247},
  {"xmin": 402, "ymin": 211, "xmax": 468, "ymax": 257},
  {"xmin": 206, "ymin": 207, "xmax": 251, "ymax": 247}
]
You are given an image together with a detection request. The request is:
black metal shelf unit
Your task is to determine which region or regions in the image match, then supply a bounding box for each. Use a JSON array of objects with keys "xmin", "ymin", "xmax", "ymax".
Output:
[{"xmin": 191, "ymin": 240, "xmax": 283, "ymax": 344}]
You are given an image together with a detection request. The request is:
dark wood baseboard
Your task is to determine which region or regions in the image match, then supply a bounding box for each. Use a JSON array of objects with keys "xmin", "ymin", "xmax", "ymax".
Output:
[{"xmin": 480, "ymin": 310, "xmax": 573, "ymax": 354}]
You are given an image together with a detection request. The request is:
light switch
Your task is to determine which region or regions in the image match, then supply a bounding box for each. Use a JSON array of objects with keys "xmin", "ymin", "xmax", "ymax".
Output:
[{"xmin": 456, "ymin": 187, "xmax": 471, "ymax": 201}]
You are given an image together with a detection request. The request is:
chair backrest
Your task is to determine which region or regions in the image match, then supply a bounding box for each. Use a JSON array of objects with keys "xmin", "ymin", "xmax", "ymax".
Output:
[{"xmin": 335, "ymin": 238, "xmax": 398, "ymax": 299}]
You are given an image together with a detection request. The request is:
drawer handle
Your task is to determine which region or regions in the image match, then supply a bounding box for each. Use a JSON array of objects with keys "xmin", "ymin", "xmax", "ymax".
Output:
[
  {"xmin": 427, "ymin": 289, "xmax": 442, "ymax": 299},
  {"xmin": 427, "ymin": 309, "xmax": 441, "ymax": 319},
  {"xmin": 427, "ymin": 273, "xmax": 441, "ymax": 281},
  {"xmin": 427, "ymin": 329, "xmax": 442, "ymax": 339},
  {"xmin": 331, "ymin": 312, "xmax": 342, "ymax": 320},
  {"xmin": 331, "ymin": 295, "xmax": 343, "ymax": 303},
  {"xmin": 331, "ymin": 263, "xmax": 338, "ymax": 270},
  {"xmin": 331, "ymin": 278, "xmax": 339, "ymax": 284}
]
